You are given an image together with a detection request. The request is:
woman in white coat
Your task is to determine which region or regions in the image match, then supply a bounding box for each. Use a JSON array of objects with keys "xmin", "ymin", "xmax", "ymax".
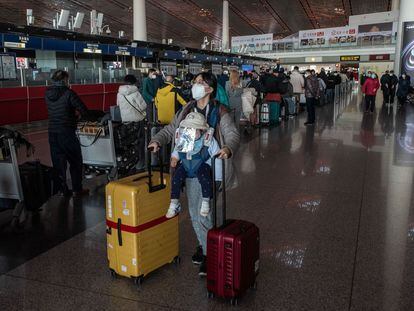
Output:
[
  {"xmin": 117, "ymin": 75, "xmax": 147, "ymax": 122},
  {"xmin": 116, "ymin": 75, "xmax": 147, "ymax": 169}
]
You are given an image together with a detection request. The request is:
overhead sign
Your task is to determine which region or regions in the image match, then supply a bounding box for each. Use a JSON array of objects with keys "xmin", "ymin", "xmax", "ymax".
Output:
[
  {"xmin": 231, "ymin": 33, "xmax": 273, "ymax": 53},
  {"xmin": 115, "ymin": 47, "xmax": 131, "ymax": 56},
  {"xmin": 340, "ymin": 55, "xmax": 360, "ymax": 62},
  {"xmin": 369, "ymin": 54, "xmax": 390, "ymax": 61},
  {"xmin": 299, "ymin": 26, "xmax": 357, "ymax": 48},
  {"xmin": 0, "ymin": 53, "xmax": 17, "ymax": 80},
  {"xmin": 83, "ymin": 43, "xmax": 102, "ymax": 54},
  {"xmin": 401, "ymin": 21, "xmax": 414, "ymax": 81}
]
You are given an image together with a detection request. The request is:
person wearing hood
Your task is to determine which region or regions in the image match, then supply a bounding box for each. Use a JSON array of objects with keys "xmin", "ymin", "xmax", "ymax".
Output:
[
  {"xmin": 154, "ymin": 75, "xmax": 187, "ymax": 125},
  {"xmin": 304, "ymin": 69, "xmax": 320, "ymax": 126},
  {"xmin": 45, "ymin": 70, "xmax": 89, "ymax": 197},
  {"xmin": 362, "ymin": 72, "xmax": 380, "ymax": 113},
  {"xmin": 397, "ymin": 73, "xmax": 411, "ymax": 105},
  {"xmin": 117, "ymin": 75, "xmax": 147, "ymax": 122}
]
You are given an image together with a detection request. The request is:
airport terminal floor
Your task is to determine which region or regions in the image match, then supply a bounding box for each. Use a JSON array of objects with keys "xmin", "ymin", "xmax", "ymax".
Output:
[{"xmin": 2, "ymin": 89, "xmax": 414, "ymax": 310}]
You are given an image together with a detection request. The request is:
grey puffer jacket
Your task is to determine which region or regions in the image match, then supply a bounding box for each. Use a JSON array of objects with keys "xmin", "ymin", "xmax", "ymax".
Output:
[
  {"xmin": 305, "ymin": 75, "xmax": 321, "ymax": 99},
  {"xmin": 150, "ymin": 100, "xmax": 240, "ymax": 189}
]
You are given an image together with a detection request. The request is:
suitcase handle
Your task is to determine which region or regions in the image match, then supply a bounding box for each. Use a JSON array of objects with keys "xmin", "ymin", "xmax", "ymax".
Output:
[
  {"xmin": 146, "ymin": 123, "xmax": 166, "ymax": 193},
  {"xmin": 212, "ymin": 155, "xmax": 226, "ymax": 228},
  {"xmin": 117, "ymin": 218, "xmax": 123, "ymax": 246}
]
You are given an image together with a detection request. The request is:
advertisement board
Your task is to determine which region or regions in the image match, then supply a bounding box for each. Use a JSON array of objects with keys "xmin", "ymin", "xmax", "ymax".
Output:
[
  {"xmin": 299, "ymin": 26, "xmax": 358, "ymax": 48},
  {"xmin": 401, "ymin": 21, "xmax": 414, "ymax": 81},
  {"xmin": 358, "ymin": 22, "xmax": 397, "ymax": 44},
  {"xmin": 231, "ymin": 33, "xmax": 273, "ymax": 53}
]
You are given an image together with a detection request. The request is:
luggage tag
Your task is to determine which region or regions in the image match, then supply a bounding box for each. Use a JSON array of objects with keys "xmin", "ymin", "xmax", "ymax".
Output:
[{"xmin": 204, "ymin": 127, "xmax": 215, "ymax": 147}]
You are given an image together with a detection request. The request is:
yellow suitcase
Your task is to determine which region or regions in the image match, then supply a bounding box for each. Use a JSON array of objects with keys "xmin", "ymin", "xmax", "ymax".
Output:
[{"xmin": 106, "ymin": 162, "xmax": 179, "ymax": 285}]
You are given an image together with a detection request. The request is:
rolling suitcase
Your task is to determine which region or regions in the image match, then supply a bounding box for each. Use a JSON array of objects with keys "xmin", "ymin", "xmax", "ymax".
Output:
[
  {"xmin": 106, "ymin": 147, "xmax": 179, "ymax": 285},
  {"xmin": 207, "ymin": 156, "xmax": 260, "ymax": 305}
]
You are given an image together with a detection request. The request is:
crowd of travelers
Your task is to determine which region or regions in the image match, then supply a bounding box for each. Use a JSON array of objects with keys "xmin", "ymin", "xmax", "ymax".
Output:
[{"xmin": 44, "ymin": 64, "xmax": 413, "ymax": 276}]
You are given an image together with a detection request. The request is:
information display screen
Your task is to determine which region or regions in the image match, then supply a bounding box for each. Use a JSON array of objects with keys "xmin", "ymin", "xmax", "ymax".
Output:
[{"xmin": 0, "ymin": 53, "xmax": 17, "ymax": 80}]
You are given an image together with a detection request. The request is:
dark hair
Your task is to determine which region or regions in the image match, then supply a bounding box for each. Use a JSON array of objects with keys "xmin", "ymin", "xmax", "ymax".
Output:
[
  {"xmin": 124, "ymin": 74, "xmax": 137, "ymax": 85},
  {"xmin": 294, "ymin": 66, "xmax": 299, "ymax": 70},
  {"xmin": 51, "ymin": 70, "xmax": 69, "ymax": 82},
  {"xmin": 195, "ymin": 72, "xmax": 217, "ymax": 98},
  {"xmin": 148, "ymin": 68, "xmax": 156, "ymax": 74},
  {"xmin": 272, "ymin": 68, "xmax": 279, "ymax": 74}
]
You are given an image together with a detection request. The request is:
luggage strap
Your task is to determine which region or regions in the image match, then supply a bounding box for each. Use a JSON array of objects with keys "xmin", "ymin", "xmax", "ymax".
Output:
[{"xmin": 106, "ymin": 215, "xmax": 177, "ymax": 234}]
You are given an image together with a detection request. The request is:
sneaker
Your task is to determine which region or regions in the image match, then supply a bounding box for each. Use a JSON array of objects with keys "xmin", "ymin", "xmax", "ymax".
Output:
[
  {"xmin": 192, "ymin": 246, "xmax": 204, "ymax": 265},
  {"xmin": 200, "ymin": 199, "xmax": 210, "ymax": 217},
  {"xmin": 166, "ymin": 201, "xmax": 181, "ymax": 218},
  {"xmin": 199, "ymin": 257, "xmax": 207, "ymax": 277},
  {"xmin": 73, "ymin": 189, "xmax": 90, "ymax": 198},
  {"xmin": 304, "ymin": 122, "xmax": 314, "ymax": 126}
]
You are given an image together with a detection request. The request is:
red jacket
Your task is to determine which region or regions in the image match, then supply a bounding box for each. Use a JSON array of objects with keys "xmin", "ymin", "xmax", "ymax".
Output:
[{"xmin": 362, "ymin": 78, "xmax": 380, "ymax": 96}]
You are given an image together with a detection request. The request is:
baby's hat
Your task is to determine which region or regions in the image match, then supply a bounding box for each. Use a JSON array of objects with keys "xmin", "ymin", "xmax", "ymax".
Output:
[{"xmin": 179, "ymin": 112, "xmax": 209, "ymax": 130}]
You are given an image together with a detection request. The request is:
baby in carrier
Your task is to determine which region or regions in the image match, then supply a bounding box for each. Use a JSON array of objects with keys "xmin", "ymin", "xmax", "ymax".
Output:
[{"xmin": 166, "ymin": 112, "xmax": 222, "ymax": 218}]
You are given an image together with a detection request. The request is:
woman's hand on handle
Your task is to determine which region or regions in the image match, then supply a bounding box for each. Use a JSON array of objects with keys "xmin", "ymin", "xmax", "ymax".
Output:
[
  {"xmin": 148, "ymin": 141, "xmax": 160, "ymax": 153},
  {"xmin": 216, "ymin": 147, "xmax": 231, "ymax": 159}
]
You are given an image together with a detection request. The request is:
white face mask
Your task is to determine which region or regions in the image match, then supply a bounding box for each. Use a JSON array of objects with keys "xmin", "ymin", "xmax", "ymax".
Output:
[
  {"xmin": 192, "ymin": 84, "xmax": 207, "ymax": 101},
  {"xmin": 402, "ymin": 75, "xmax": 407, "ymax": 79},
  {"xmin": 371, "ymin": 74, "xmax": 376, "ymax": 79},
  {"xmin": 149, "ymin": 74, "xmax": 156, "ymax": 79}
]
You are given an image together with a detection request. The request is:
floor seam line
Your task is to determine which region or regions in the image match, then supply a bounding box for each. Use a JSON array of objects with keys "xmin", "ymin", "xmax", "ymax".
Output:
[
  {"xmin": 4, "ymin": 274, "xmax": 171, "ymax": 309},
  {"xmin": 347, "ymin": 150, "xmax": 368, "ymax": 311}
]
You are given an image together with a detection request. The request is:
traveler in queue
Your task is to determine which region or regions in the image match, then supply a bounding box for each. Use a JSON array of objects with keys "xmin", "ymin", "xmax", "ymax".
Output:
[
  {"xmin": 389, "ymin": 70, "xmax": 399, "ymax": 105},
  {"xmin": 45, "ymin": 70, "xmax": 89, "ymax": 197},
  {"xmin": 226, "ymin": 70, "xmax": 244, "ymax": 128},
  {"xmin": 290, "ymin": 66, "xmax": 305, "ymax": 110},
  {"xmin": 142, "ymin": 68, "xmax": 158, "ymax": 121},
  {"xmin": 117, "ymin": 74, "xmax": 147, "ymax": 169},
  {"xmin": 148, "ymin": 72, "xmax": 240, "ymax": 277},
  {"xmin": 304, "ymin": 69, "xmax": 320, "ymax": 126}
]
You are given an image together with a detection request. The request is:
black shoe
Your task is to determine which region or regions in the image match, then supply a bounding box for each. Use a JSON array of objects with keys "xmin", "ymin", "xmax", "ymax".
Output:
[
  {"xmin": 199, "ymin": 257, "xmax": 207, "ymax": 277},
  {"xmin": 192, "ymin": 246, "xmax": 204, "ymax": 265},
  {"xmin": 304, "ymin": 122, "xmax": 315, "ymax": 126}
]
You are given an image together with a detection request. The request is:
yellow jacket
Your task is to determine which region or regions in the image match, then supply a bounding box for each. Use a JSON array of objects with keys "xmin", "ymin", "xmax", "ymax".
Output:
[{"xmin": 155, "ymin": 82, "xmax": 187, "ymax": 124}]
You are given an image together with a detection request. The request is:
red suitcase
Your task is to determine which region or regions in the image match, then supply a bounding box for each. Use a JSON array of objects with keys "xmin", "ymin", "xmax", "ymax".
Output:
[{"xmin": 206, "ymin": 156, "xmax": 260, "ymax": 305}]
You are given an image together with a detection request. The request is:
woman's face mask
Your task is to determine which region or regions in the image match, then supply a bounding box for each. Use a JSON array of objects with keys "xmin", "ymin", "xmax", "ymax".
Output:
[
  {"xmin": 371, "ymin": 74, "xmax": 376, "ymax": 79},
  {"xmin": 402, "ymin": 74, "xmax": 407, "ymax": 79},
  {"xmin": 192, "ymin": 83, "xmax": 207, "ymax": 101}
]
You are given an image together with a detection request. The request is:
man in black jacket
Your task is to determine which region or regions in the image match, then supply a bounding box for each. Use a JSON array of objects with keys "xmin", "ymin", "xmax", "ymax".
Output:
[
  {"xmin": 380, "ymin": 71, "xmax": 391, "ymax": 104},
  {"xmin": 45, "ymin": 70, "xmax": 89, "ymax": 197}
]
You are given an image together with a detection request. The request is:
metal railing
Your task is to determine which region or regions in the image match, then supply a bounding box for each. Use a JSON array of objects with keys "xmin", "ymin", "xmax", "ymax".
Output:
[{"xmin": 333, "ymin": 81, "xmax": 353, "ymax": 122}]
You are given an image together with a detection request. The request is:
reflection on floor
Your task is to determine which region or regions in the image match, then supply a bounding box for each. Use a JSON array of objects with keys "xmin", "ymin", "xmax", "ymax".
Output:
[{"xmin": 2, "ymin": 91, "xmax": 414, "ymax": 310}]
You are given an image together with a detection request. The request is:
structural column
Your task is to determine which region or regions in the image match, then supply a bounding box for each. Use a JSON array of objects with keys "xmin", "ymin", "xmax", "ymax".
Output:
[
  {"xmin": 394, "ymin": 0, "xmax": 414, "ymax": 75},
  {"xmin": 391, "ymin": 0, "xmax": 400, "ymax": 11},
  {"xmin": 133, "ymin": 0, "xmax": 147, "ymax": 41},
  {"xmin": 222, "ymin": 0, "xmax": 230, "ymax": 51}
]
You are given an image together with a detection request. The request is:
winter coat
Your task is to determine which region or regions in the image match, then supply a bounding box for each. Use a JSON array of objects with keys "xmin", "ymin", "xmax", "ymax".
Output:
[
  {"xmin": 290, "ymin": 70, "xmax": 305, "ymax": 94},
  {"xmin": 116, "ymin": 85, "xmax": 147, "ymax": 122},
  {"xmin": 362, "ymin": 78, "xmax": 380, "ymax": 96},
  {"xmin": 154, "ymin": 82, "xmax": 187, "ymax": 125},
  {"xmin": 397, "ymin": 77, "xmax": 411, "ymax": 97},
  {"xmin": 150, "ymin": 100, "xmax": 240, "ymax": 189},
  {"xmin": 380, "ymin": 74, "xmax": 391, "ymax": 91},
  {"xmin": 390, "ymin": 74, "xmax": 399, "ymax": 90},
  {"xmin": 141, "ymin": 77, "xmax": 157, "ymax": 103},
  {"xmin": 326, "ymin": 75, "xmax": 337, "ymax": 89},
  {"xmin": 305, "ymin": 76, "xmax": 320, "ymax": 98},
  {"xmin": 225, "ymin": 81, "xmax": 243, "ymax": 110},
  {"xmin": 216, "ymin": 84, "xmax": 230, "ymax": 108},
  {"xmin": 45, "ymin": 82, "xmax": 88, "ymax": 133}
]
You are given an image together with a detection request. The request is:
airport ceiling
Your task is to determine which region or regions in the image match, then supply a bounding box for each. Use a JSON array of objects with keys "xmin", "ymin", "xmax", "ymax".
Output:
[{"xmin": 0, "ymin": 0, "xmax": 392, "ymax": 48}]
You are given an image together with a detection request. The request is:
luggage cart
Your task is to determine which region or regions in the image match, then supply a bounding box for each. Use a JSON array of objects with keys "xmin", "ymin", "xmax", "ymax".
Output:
[
  {"xmin": 79, "ymin": 120, "xmax": 118, "ymax": 181},
  {"xmin": 0, "ymin": 138, "xmax": 26, "ymax": 228}
]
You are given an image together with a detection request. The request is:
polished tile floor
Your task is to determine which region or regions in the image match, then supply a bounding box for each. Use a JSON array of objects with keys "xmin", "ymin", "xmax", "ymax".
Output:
[{"xmin": 2, "ymin": 90, "xmax": 414, "ymax": 310}]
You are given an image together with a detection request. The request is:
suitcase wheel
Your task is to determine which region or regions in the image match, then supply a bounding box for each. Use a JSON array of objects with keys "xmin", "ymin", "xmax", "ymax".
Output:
[
  {"xmin": 230, "ymin": 298, "xmax": 238, "ymax": 306},
  {"xmin": 109, "ymin": 269, "xmax": 117, "ymax": 279},
  {"xmin": 207, "ymin": 291, "xmax": 214, "ymax": 299},
  {"xmin": 172, "ymin": 256, "xmax": 181, "ymax": 266},
  {"xmin": 134, "ymin": 275, "xmax": 144, "ymax": 287}
]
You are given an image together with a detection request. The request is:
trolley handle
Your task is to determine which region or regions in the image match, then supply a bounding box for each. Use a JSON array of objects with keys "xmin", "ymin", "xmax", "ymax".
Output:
[{"xmin": 212, "ymin": 155, "xmax": 226, "ymax": 228}]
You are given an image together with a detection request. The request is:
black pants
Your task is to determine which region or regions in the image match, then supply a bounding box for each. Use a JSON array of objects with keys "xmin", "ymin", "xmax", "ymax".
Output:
[
  {"xmin": 383, "ymin": 89, "xmax": 390, "ymax": 104},
  {"xmin": 390, "ymin": 89, "xmax": 396, "ymax": 104},
  {"xmin": 365, "ymin": 95, "xmax": 376, "ymax": 112},
  {"xmin": 49, "ymin": 129, "xmax": 83, "ymax": 193},
  {"xmin": 306, "ymin": 97, "xmax": 316, "ymax": 123}
]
